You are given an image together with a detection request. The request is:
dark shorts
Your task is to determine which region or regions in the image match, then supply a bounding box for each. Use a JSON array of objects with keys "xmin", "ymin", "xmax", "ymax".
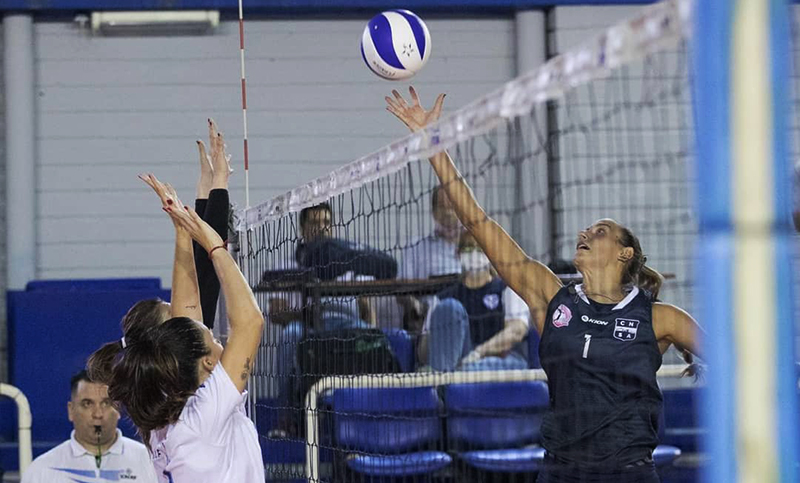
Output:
[{"xmin": 536, "ymin": 454, "xmax": 660, "ymax": 483}]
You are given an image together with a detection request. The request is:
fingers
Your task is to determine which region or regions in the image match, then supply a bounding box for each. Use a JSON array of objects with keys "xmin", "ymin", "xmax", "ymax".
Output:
[
  {"xmin": 431, "ymin": 93, "xmax": 446, "ymax": 119},
  {"xmin": 385, "ymin": 96, "xmax": 402, "ymax": 111},
  {"xmin": 391, "ymin": 89, "xmax": 408, "ymax": 108},
  {"xmin": 408, "ymin": 86, "xmax": 420, "ymax": 106}
]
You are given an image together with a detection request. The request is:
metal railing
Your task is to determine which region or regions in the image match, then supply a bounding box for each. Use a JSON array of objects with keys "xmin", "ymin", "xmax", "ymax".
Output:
[{"xmin": 0, "ymin": 383, "xmax": 33, "ymax": 475}]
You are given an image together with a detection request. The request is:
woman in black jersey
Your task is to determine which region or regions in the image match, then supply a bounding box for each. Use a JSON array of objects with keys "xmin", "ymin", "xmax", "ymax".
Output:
[{"xmin": 386, "ymin": 87, "xmax": 701, "ymax": 483}]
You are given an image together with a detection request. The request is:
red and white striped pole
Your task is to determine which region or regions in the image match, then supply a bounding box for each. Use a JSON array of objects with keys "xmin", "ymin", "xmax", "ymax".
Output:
[{"xmin": 238, "ymin": 0, "xmax": 250, "ymax": 208}]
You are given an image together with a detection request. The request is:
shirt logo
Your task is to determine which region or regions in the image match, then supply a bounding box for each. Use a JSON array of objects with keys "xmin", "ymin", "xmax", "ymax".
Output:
[
  {"xmin": 552, "ymin": 304, "xmax": 572, "ymax": 328},
  {"xmin": 614, "ymin": 318, "xmax": 640, "ymax": 341},
  {"xmin": 581, "ymin": 315, "xmax": 609, "ymax": 326},
  {"xmin": 483, "ymin": 293, "xmax": 500, "ymax": 310}
]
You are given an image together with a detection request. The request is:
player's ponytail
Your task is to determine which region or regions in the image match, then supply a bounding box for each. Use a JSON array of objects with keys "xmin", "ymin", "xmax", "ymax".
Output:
[
  {"xmin": 88, "ymin": 316, "xmax": 210, "ymax": 452},
  {"xmin": 619, "ymin": 226, "xmax": 663, "ymax": 299},
  {"xmin": 637, "ymin": 263, "xmax": 664, "ymax": 299},
  {"xmin": 87, "ymin": 299, "xmax": 169, "ymax": 390}
]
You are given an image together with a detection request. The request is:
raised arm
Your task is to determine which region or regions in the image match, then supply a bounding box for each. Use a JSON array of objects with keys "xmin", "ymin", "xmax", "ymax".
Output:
[
  {"xmin": 140, "ymin": 174, "xmax": 203, "ymax": 322},
  {"xmin": 386, "ymin": 87, "xmax": 562, "ymax": 311},
  {"xmin": 166, "ymin": 198, "xmax": 265, "ymax": 393},
  {"xmin": 653, "ymin": 302, "xmax": 703, "ymax": 358}
]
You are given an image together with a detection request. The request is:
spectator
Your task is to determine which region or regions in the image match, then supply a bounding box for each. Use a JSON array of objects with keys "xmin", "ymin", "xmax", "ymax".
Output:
[
  {"xmin": 269, "ymin": 202, "xmax": 398, "ymax": 436},
  {"xmin": 419, "ymin": 232, "xmax": 530, "ymax": 371},
  {"xmin": 21, "ymin": 371, "xmax": 157, "ymax": 483},
  {"xmin": 396, "ymin": 185, "xmax": 463, "ymax": 331}
]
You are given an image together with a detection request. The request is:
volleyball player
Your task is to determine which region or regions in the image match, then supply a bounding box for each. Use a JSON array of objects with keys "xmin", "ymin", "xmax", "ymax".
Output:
[
  {"xmin": 88, "ymin": 121, "xmax": 232, "ymax": 385},
  {"xmin": 88, "ymin": 148, "xmax": 265, "ymax": 482},
  {"xmin": 386, "ymin": 87, "xmax": 702, "ymax": 483}
]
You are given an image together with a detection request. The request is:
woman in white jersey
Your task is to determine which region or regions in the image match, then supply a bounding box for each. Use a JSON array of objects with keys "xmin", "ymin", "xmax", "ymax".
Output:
[{"xmin": 88, "ymin": 177, "xmax": 265, "ymax": 482}]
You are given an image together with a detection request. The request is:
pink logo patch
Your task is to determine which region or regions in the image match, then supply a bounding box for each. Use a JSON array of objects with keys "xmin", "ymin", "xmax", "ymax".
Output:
[{"xmin": 552, "ymin": 304, "xmax": 572, "ymax": 328}]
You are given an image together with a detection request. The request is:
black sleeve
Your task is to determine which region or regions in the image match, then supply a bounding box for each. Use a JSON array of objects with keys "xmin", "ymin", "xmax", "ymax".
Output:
[
  {"xmin": 296, "ymin": 238, "xmax": 398, "ymax": 281},
  {"xmin": 193, "ymin": 189, "xmax": 230, "ymax": 329}
]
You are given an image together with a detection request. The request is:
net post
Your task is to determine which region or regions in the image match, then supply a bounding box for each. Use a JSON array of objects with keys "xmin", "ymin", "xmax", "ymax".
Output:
[{"xmin": 693, "ymin": 0, "xmax": 798, "ymax": 481}]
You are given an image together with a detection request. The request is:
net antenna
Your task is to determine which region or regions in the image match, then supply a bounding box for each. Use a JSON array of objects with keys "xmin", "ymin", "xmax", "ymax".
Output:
[{"xmin": 238, "ymin": 0, "xmax": 251, "ymax": 208}]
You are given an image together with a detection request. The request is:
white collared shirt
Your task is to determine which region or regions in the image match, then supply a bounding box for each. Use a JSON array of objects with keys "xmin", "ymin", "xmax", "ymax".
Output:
[
  {"xmin": 399, "ymin": 233, "xmax": 461, "ymax": 280},
  {"xmin": 149, "ymin": 365, "xmax": 264, "ymax": 483},
  {"xmin": 21, "ymin": 429, "xmax": 156, "ymax": 483}
]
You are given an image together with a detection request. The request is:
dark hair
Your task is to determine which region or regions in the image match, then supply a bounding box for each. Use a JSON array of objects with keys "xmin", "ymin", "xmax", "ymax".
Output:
[
  {"xmin": 618, "ymin": 226, "xmax": 663, "ymax": 298},
  {"xmin": 70, "ymin": 370, "xmax": 92, "ymax": 398},
  {"xmin": 87, "ymin": 299, "xmax": 168, "ymax": 387},
  {"xmin": 299, "ymin": 203, "xmax": 332, "ymax": 229},
  {"xmin": 88, "ymin": 317, "xmax": 210, "ymax": 450}
]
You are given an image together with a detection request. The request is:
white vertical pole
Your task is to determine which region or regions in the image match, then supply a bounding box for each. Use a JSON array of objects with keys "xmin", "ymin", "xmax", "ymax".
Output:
[{"xmin": 4, "ymin": 14, "xmax": 37, "ymax": 290}]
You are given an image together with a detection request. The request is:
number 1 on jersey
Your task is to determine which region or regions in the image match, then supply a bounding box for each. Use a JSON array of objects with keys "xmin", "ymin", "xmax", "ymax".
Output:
[{"xmin": 582, "ymin": 334, "xmax": 592, "ymax": 358}]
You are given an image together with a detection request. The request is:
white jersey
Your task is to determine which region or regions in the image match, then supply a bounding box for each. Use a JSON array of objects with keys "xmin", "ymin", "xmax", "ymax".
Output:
[
  {"xmin": 21, "ymin": 430, "xmax": 156, "ymax": 483},
  {"xmin": 149, "ymin": 365, "xmax": 264, "ymax": 483}
]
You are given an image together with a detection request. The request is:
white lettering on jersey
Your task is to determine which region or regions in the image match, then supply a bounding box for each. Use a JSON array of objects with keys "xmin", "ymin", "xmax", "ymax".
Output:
[{"xmin": 581, "ymin": 315, "xmax": 609, "ymax": 326}]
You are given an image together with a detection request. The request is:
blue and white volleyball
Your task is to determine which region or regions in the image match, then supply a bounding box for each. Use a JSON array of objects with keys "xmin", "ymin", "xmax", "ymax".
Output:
[{"xmin": 361, "ymin": 10, "xmax": 431, "ymax": 81}]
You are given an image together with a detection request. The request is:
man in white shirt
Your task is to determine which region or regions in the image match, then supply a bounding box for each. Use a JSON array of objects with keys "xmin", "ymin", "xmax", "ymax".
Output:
[
  {"xmin": 21, "ymin": 371, "xmax": 156, "ymax": 483},
  {"xmin": 394, "ymin": 185, "xmax": 463, "ymax": 332}
]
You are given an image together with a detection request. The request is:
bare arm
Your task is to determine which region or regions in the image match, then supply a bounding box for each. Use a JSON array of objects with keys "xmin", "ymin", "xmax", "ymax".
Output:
[
  {"xmin": 140, "ymin": 174, "xmax": 203, "ymax": 321},
  {"xmin": 653, "ymin": 302, "xmax": 703, "ymax": 358},
  {"xmin": 385, "ymin": 87, "xmax": 562, "ymax": 312},
  {"xmin": 166, "ymin": 194, "xmax": 264, "ymax": 393},
  {"xmin": 474, "ymin": 319, "xmax": 528, "ymax": 358},
  {"xmin": 171, "ymin": 229, "xmax": 203, "ymax": 320}
]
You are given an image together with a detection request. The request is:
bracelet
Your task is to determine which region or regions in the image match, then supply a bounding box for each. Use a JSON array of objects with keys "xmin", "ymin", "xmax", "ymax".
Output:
[{"xmin": 208, "ymin": 244, "xmax": 227, "ymax": 257}]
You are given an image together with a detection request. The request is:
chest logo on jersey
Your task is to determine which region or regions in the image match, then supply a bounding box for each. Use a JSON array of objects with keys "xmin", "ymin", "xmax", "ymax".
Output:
[
  {"xmin": 614, "ymin": 318, "xmax": 640, "ymax": 341},
  {"xmin": 581, "ymin": 315, "xmax": 609, "ymax": 326},
  {"xmin": 552, "ymin": 304, "xmax": 572, "ymax": 328},
  {"xmin": 483, "ymin": 293, "xmax": 500, "ymax": 310}
]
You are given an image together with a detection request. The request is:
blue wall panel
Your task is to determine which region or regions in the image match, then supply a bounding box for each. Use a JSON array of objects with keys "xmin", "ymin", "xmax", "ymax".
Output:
[{"xmin": 4, "ymin": 279, "xmax": 170, "ymax": 447}]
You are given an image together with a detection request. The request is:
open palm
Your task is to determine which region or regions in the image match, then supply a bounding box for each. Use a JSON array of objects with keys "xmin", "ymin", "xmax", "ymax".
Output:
[{"xmin": 385, "ymin": 86, "xmax": 446, "ymax": 132}]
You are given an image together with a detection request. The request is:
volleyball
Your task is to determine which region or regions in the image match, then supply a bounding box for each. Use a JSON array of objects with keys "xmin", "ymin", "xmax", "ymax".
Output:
[{"xmin": 361, "ymin": 10, "xmax": 431, "ymax": 81}]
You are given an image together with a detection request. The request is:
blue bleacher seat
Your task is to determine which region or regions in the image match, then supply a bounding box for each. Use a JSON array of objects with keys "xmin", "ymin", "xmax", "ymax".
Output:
[
  {"xmin": 655, "ymin": 398, "xmax": 683, "ymax": 468},
  {"xmin": 662, "ymin": 388, "xmax": 701, "ymax": 453},
  {"xmin": 332, "ymin": 387, "xmax": 451, "ymax": 477},
  {"xmin": 383, "ymin": 328, "xmax": 414, "ymax": 372},
  {"xmin": 528, "ymin": 329, "xmax": 541, "ymax": 368},
  {"xmin": 445, "ymin": 381, "xmax": 549, "ymax": 474}
]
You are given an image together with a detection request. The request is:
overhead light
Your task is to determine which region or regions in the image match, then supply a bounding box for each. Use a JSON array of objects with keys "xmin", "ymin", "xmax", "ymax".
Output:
[{"xmin": 90, "ymin": 11, "xmax": 220, "ymax": 36}]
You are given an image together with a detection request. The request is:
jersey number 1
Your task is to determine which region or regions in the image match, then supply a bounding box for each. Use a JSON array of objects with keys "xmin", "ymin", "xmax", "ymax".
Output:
[{"xmin": 582, "ymin": 334, "xmax": 592, "ymax": 358}]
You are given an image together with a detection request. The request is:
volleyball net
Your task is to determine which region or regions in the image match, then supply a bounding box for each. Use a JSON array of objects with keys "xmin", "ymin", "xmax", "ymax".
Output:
[{"xmin": 226, "ymin": 0, "xmax": 796, "ymax": 481}]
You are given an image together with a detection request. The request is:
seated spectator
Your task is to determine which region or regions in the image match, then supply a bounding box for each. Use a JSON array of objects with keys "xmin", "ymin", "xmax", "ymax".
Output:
[
  {"xmin": 270, "ymin": 202, "xmax": 398, "ymax": 436},
  {"xmin": 22, "ymin": 371, "xmax": 156, "ymax": 483},
  {"xmin": 418, "ymin": 232, "xmax": 530, "ymax": 371},
  {"xmin": 396, "ymin": 185, "xmax": 463, "ymax": 331}
]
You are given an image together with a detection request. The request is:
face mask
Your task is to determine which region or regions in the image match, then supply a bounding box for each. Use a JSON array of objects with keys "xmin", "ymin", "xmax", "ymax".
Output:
[{"xmin": 460, "ymin": 251, "xmax": 491, "ymax": 273}]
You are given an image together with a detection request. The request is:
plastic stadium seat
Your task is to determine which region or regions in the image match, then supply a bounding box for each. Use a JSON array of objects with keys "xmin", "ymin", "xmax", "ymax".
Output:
[
  {"xmin": 662, "ymin": 388, "xmax": 702, "ymax": 453},
  {"xmin": 653, "ymin": 445, "xmax": 682, "ymax": 467},
  {"xmin": 460, "ymin": 447, "xmax": 547, "ymax": 473},
  {"xmin": 445, "ymin": 381, "xmax": 549, "ymax": 473},
  {"xmin": 383, "ymin": 328, "xmax": 415, "ymax": 372},
  {"xmin": 528, "ymin": 330, "xmax": 541, "ymax": 368},
  {"xmin": 332, "ymin": 387, "xmax": 451, "ymax": 477}
]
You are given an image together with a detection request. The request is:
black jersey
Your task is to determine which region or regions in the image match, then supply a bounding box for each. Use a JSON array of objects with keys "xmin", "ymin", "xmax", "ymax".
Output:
[{"xmin": 538, "ymin": 283, "xmax": 663, "ymax": 467}]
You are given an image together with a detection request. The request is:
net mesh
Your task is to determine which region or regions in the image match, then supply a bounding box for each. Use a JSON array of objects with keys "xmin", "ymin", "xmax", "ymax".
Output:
[{"xmin": 229, "ymin": 1, "xmax": 712, "ymax": 481}]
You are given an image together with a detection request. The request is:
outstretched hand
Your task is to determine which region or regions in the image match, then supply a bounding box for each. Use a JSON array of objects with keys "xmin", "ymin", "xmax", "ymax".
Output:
[
  {"xmin": 385, "ymin": 86, "xmax": 445, "ymax": 132},
  {"xmin": 140, "ymin": 173, "xmax": 223, "ymax": 252},
  {"xmin": 139, "ymin": 173, "xmax": 183, "ymax": 227}
]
